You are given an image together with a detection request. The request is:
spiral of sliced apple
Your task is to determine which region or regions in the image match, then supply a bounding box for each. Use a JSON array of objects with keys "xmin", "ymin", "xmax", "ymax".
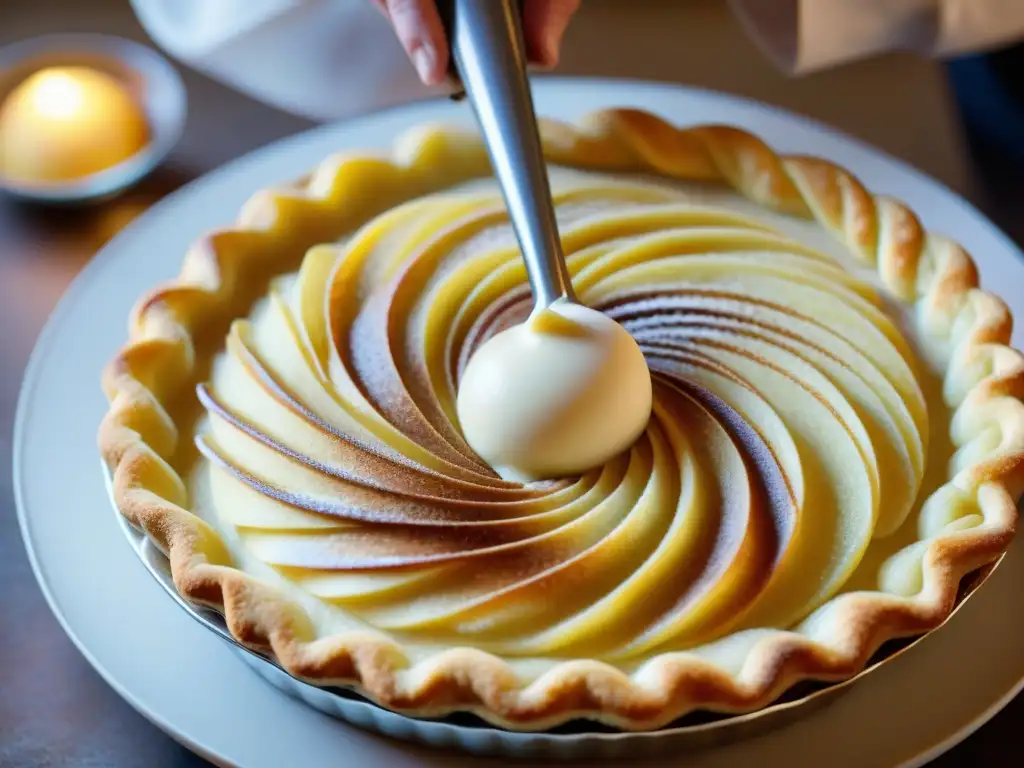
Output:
[{"xmin": 195, "ymin": 174, "xmax": 928, "ymax": 658}]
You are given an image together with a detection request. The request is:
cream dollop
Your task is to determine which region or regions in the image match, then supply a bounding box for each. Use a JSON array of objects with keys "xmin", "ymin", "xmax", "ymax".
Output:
[{"xmin": 455, "ymin": 300, "xmax": 653, "ymax": 482}]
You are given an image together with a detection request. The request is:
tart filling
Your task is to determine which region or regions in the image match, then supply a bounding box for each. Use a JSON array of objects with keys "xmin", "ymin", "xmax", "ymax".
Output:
[{"xmin": 101, "ymin": 110, "xmax": 1024, "ymax": 730}]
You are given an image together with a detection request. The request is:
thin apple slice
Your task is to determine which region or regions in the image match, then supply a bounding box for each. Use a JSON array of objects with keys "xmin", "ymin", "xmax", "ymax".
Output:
[{"xmin": 514, "ymin": 379, "xmax": 790, "ymax": 658}]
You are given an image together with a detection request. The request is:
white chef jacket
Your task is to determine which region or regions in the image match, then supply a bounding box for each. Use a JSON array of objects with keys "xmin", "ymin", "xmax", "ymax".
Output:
[{"xmin": 128, "ymin": 0, "xmax": 1024, "ymax": 123}]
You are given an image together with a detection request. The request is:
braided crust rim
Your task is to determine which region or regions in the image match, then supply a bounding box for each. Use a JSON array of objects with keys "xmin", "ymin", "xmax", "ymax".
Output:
[{"xmin": 99, "ymin": 108, "xmax": 1024, "ymax": 732}]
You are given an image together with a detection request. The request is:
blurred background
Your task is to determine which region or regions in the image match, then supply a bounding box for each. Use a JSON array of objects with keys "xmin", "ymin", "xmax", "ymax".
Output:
[{"xmin": 1, "ymin": 0, "xmax": 1021, "ymax": 765}]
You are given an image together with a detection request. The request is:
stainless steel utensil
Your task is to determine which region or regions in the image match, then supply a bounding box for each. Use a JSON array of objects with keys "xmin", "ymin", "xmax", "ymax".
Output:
[{"xmin": 440, "ymin": 0, "xmax": 575, "ymax": 309}]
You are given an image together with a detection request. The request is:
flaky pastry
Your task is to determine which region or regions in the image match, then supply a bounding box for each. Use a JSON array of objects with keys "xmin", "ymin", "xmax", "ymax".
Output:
[{"xmin": 100, "ymin": 108, "xmax": 1024, "ymax": 731}]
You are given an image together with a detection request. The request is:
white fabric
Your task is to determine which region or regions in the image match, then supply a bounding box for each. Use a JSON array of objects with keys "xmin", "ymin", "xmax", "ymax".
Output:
[
  {"xmin": 729, "ymin": 0, "xmax": 1024, "ymax": 73},
  {"xmin": 129, "ymin": 0, "xmax": 449, "ymax": 122},
  {"xmin": 130, "ymin": 0, "xmax": 1024, "ymax": 121}
]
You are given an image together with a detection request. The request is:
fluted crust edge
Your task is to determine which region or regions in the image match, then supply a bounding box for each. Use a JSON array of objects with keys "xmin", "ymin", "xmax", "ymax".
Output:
[{"xmin": 98, "ymin": 108, "xmax": 1024, "ymax": 731}]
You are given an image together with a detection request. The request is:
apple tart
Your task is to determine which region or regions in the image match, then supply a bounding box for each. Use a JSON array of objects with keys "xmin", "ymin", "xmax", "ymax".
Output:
[{"xmin": 100, "ymin": 109, "xmax": 1024, "ymax": 731}]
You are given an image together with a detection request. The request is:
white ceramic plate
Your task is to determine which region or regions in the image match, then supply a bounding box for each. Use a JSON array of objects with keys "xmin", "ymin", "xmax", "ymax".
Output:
[{"xmin": 15, "ymin": 78, "xmax": 1024, "ymax": 767}]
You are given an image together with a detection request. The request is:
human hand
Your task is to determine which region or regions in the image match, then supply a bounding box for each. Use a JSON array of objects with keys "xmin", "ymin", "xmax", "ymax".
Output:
[{"xmin": 372, "ymin": 0, "xmax": 581, "ymax": 85}]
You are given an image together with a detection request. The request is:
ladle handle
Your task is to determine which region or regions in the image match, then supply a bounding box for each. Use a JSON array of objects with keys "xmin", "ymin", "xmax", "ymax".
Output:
[{"xmin": 439, "ymin": 0, "xmax": 575, "ymax": 308}]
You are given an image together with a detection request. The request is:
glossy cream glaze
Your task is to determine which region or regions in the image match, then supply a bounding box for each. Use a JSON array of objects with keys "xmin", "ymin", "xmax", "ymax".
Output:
[
  {"xmin": 188, "ymin": 168, "xmax": 946, "ymax": 672},
  {"xmin": 456, "ymin": 299, "xmax": 653, "ymax": 482}
]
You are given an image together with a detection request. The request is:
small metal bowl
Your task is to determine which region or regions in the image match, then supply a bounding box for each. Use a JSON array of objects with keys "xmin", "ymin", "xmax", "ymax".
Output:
[{"xmin": 0, "ymin": 34, "xmax": 186, "ymax": 204}]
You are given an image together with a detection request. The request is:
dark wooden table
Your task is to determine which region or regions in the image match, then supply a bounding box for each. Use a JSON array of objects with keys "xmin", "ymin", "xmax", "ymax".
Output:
[{"xmin": 2, "ymin": 2, "xmax": 1021, "ymax": 766}]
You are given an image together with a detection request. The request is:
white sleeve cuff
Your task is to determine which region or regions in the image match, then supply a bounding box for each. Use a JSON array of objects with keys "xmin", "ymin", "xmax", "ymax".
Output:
[
  {"xmin": 129, "ymin": 0, "xmax": 301, "ymax": 60},
  {"xmin": 129, "ymin": 0, "xmax": 444, "ymax": 122},
  {"xmin": 730, "ymin": 0, "xmax": 1024, "ymax": 74}
]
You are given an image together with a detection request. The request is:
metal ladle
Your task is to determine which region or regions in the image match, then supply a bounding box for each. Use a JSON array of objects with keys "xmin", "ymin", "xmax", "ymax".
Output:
[{"xmin": 441, "ymin": 0, "xmax": 654, "ymax": 482}]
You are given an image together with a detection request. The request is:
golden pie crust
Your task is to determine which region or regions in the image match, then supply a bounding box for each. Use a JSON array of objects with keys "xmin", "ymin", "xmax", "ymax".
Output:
[{"xmin": 99, "ymin": 109, "xmax": 1024, "ymax": 731}]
